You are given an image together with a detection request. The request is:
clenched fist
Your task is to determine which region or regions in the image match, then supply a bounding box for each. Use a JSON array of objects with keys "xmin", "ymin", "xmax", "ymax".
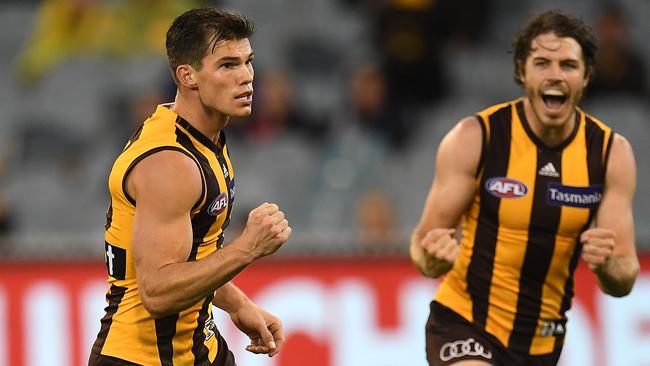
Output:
[
  {"xmin": 581, "ymin": 228, "xmax": 615, "ymax": 272},
  {"xmin": 240, "ymin": 202, "xmax": 292, "ymax": 259},
  {"xmin": 416, "ymin": 228, "xmax": 459, "ymax": 277}
]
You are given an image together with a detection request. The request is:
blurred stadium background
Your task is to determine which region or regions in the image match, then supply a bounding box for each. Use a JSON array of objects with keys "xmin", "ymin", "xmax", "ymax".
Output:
[{"xmin": 0, "ymin": 0, "xmax": 648, "ymax": 365}]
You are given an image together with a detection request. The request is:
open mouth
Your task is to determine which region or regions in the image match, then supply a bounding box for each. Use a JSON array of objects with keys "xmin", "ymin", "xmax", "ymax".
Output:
[
  {"xmin": 235, "ymin": 91, "xmax": 253, "ymax": 101},
  {"xmin": 541, "ymin": 90, "xmax": 567, "ymax": 109}
]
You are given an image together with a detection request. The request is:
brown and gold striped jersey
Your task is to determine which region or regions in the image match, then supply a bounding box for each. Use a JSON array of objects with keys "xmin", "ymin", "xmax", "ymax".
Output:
[
  {"xmin": 435, "ymin": 99, "xmax": 613, "ymax": 356},
  {"xmin": 92, "ymin": 104, "xmax": 236, "ymax": 365}
]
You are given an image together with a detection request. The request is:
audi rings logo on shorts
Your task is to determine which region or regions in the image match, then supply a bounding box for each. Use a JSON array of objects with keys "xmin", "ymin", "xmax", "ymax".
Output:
[{"xmin": 439, "ymin": 338, "xmax": 492, "ymax": 362}]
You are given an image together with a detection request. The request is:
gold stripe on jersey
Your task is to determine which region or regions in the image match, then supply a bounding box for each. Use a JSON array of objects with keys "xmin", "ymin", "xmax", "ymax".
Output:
[
  {"xmin": 485, "ymin": 103, "xmax": 537, "ymax": 347},
  {"xmin": 435, "ymin": 99, "xmax": 612, "ymax": 356},
  {"xmin": 93, "ymin": 104, "xmax": 235, "ymax": 365}
]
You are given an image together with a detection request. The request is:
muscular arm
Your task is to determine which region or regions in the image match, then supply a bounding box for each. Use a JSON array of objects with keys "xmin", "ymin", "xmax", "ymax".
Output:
[
  {"xmin": 213, "ymin": 281, "xmax": 250, "ymax": 313},
  {"xmin": 583, "ymin": 134, "xmax": 639, "ymax": 297},
  {"xmin": 130, "ymin": 151, "xmax": 261, "ymax": 318},
  {"xmin": 410, "ymin": 117, "xmax": 482, "ymax": 278}
]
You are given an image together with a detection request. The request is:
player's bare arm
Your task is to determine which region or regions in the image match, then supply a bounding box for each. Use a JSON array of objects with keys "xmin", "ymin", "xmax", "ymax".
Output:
[
  {"xmin": 213, "ymin": 283, "xmax": 285, "ymax": 357},
  {"xmin": 581, "ymin": 134, "xmax": 639, "ymax": 297},
  {"xmin": 410, "ymin": 116, "xmax": 482, "ymax": 278},
  {"xmin": 129, "ymin": 150, "xmax": 291, "ymax": 317}
]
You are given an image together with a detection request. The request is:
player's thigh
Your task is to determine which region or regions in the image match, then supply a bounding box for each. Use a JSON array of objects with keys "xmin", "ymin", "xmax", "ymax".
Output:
[{"xmin": 426, "ymin": 302, "xmax": 496, "ymax": 366}]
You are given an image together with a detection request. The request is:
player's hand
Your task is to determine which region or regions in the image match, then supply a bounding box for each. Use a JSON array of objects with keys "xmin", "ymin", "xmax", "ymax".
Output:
[
  {"xmin": 229, "ymin": 302, "xmax": 285, "ymax": 357},
  {"xmin": 419, "ymin": 228, "xmax": 459, "ymax": 271},
  {"xmin": 240, "ymin": 203, "xmax": 292, "ymax": 258},
  {"xmin": 581, "ymin": 228, "xmax": 616, "ymax": 272}
]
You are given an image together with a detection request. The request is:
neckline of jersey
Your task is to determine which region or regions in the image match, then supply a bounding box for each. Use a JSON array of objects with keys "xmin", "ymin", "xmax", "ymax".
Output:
[{"xmin": 515, "ymin": 100, "xmax": 580, "ymax": 152}]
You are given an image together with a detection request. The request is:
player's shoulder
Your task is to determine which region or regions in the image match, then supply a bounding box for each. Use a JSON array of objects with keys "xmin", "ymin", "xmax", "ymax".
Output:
[
  {"xmin": 456, "ymin": 115, "xmax": 483, "ymax": 133},
  {"xmin": 132, "ymin": 149, "xmax": 201, "ymax": 186},
  {"xmin": 438, "ymin": 116, "xmax": 483, "ymax": 171},
  {"xmin": 444, "ymin": 115, "xmax": 483, "ymax": 145},
  {"xmin": 127, "ymin": 149, "xmax": 203, "ymax": 207},
  {"xmin": 609, "ymin": 133, "xmax": 635, "ymax": 163}
]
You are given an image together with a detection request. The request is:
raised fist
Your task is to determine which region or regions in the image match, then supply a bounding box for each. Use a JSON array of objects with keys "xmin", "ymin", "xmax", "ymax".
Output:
[{"xmin": 240, "ymin": 202, "xmax": 292, "ymax": 258}]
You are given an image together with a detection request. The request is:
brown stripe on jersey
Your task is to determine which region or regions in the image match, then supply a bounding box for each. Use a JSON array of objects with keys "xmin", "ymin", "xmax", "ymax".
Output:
[
  {"xmin": 175, "ymin": 129, "xmax": 220, "ymax": 259},
  {"xmin": 584, "ymin": 116, "xmax": 607, "ymax": 183},
  {"xmin": 559, "ymin": 235, "xmax": 582, "ymax": 318},
  {"xmin": 216, "ymin": 235, "xmax": 225, "ymax": 249},
  {"xmin": 104, "ymin": 200, "xmax": 113, "ymax": 231},
  {"xmin": 509, "ymin": 149, "xmax": 563, "ymax": 352},
  {"xmin": 584, "ymin": 116, "xmax": 608, "ymax": 235},
  {"xmin": 188, "ymin": 238, "xmax": 200, "ymax": 263},
  {"xmin": 467, "ymin": 104, "xmax": 513, "ymax": 327},
  {"xmin": 550, "ymin": 332, "xmax": 565, "ymax": 362},
  {"xmin": 191, "ymin": 295, "xmax": 215, "ymax": 365},
  {"xmin": 92, "ymin": 285, "xmax": 127, "ymax": 353},
  {"xmin": 475, "ymin": 115, "xmax": 488, "ymax": 178},
  {"xmin": 603, "ymin": 132, "xmax": 614, "ymax": 172},
  {"xmin": 215, "ymin": 151, "xmax": 234, "ymax": 230},
  {"xmin": 155, "ymin": 313, "xmax": 179, "ymax": 366}
]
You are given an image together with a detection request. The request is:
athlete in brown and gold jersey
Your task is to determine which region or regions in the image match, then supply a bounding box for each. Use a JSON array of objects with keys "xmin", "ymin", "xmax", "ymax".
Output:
[
  {"xmin": 89, "ymin": 8, "xmax": 292, "ymax": 366},
  {"xmin": 410, "ymin": 11, "xmax": 639, "ymax": 366}
]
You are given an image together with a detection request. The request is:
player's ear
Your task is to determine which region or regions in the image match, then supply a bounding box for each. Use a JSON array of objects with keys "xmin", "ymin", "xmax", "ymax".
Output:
[
  {"xmin": 516, "ymin": 61, "xmax": 526, "ymax": 84},
  {"xmin": 583, "ymin": 69, "xmax": 591, "ymax": 89},
  {"xmin": 176, "ymin": 65, "xmax": 198, "ymax": 89}
]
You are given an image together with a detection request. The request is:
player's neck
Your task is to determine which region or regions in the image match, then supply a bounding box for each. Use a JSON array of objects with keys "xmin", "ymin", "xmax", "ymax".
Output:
[
  {"xmin": 523, "ymin": 98, "xmax": 576, "ymax": 148},
  {"xmin": 171, "ymin": 91, "xmax": 228, "ymax": 145}
]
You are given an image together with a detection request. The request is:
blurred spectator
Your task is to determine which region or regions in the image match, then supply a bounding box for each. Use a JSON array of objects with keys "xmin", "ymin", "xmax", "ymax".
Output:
[
  {"xmin": 102, "ymin": 75, "xmax": 177, "ymax": 151},
  {"xmin": 587, "ymin": 4, "xmax": 648, "ymax": 98},
  {"xmin": 17, "ymin": 0, "xmax": 203, "ymax": 83},
  {"xmin": 359, "ymin": 0, "xmax": 492, "ymax": 108},
  {"xmin": 355, "ymin": 190, "xmax": 400, "ymax": 253},
  {"xmin": 234, "ymin": 70, "xmax": 328, "ymax": 143},
  {"xmin": 369, "ymin": 0, "xmax": 447, "ymax": 106},
  {"xmin": 305, "ymin": 64, "xmax": 396, "ymax": 231},
  {"xmin": 347, "ymin": 63, "xmax": 409, "ymax": 150}
]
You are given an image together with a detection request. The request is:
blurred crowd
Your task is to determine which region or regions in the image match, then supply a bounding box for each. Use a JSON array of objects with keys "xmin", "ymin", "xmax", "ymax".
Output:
[{"xmin": 0, "ymin": 0, "xmax": 648, "ymax": 258}]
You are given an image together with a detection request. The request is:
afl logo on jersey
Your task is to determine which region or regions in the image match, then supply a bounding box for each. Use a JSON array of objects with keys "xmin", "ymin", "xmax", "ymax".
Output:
[
  {"xmin": 207, "ymin": 192, "xmax": 228, "ymax": 216},
  {"xmin": 485, "ymin": 177, "xmax": 528, "ymax": 198}
]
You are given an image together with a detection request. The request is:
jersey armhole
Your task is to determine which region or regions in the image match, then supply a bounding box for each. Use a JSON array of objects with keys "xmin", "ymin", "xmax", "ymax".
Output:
[{"xmin": 121, "ymin": 146, "xmax": 206, "ymax": 209}]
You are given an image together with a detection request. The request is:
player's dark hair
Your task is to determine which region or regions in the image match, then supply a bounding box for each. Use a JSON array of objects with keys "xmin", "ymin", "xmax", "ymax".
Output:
[
  {"xmin": 166, "ymin": 8, "xmax": 255, "ymax": 85},
  {"xmin": 511, "ymin": 10, "xmax": 597, "ymax": 85}
]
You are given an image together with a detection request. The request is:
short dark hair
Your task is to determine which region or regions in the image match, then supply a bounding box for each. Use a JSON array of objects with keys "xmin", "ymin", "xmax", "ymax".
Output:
[
  {"xmin": 512, "ymin": 10, "xmax": 597, "ymax": 85},
  {"xmin": 166, "ymin": 8, "xmax": 255, "ymax": 85}
]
